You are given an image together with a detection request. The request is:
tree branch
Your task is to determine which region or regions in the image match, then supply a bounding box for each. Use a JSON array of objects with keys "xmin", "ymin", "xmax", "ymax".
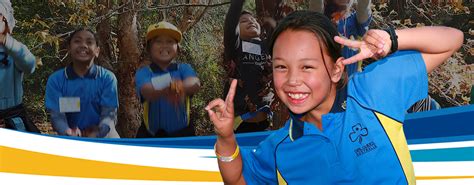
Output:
[
  {"xmin": 185, "ymin": 0, "xmax": 213, "ymax": 32},
  {"xmin": 30, "ymin": 31, "xmax": 75, "ymax": 51},
  {"xmin": 141, "ymin": 1, "xmax": 230, "ymax": 11},
  {"xmin": 408, "ymin": 1, "xmax": 435, "ymax": 25},
  {"xmin": 429, "ymin": 80, "xmax": 462, "ymax": 106}
]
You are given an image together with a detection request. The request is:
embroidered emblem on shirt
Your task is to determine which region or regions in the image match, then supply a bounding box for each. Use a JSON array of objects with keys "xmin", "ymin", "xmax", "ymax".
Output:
[
  {"xmin": 349, "ymin": 123, "xmax": 368, "ymax": 144},
  {"xmin": 341, "ymin": 100, "xmax": 347, "ymax": 110},
  {"xmin": 354, "ymin": 141, "xmax": 378, "ymax": 157}
]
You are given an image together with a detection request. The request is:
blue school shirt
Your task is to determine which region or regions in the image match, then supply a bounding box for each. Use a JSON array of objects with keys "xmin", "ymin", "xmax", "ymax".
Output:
[
  {"xmin": 135, "ymin": 62, "xmax": 197, "ymax": 135},
  {"xmin": 45, "ymin": 64, "xmax": 118, "ymax": 130},
  {"xmin": 338, "ymin": 12, "xmax": 371, "ymax": 76},
  {"xmin": 241, "ymin": 50, "xmax": 427, "ymax": 185},
  {"xmin": 0, "ymin": 35, "xmax": 36, "ymax": 110}
]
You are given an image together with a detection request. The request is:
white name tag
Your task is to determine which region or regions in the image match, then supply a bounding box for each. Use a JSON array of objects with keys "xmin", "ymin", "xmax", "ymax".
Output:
[
  {"xmin": 242, "ymin": 41, "xmax": 261, "ymax": 55},
  {"xmin": 151, "ymin": 73, "xmax": 172, "ymax": 90},
  {"xmin": 59, "ymin": 97, "xmax": 81, "ymax": 113}
]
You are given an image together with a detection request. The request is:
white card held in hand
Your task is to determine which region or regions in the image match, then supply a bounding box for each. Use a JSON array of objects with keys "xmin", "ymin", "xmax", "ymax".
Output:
[
  {"xmin": 59, "ymin": 97, "xmax": 81, "ymax": 113},
  {"xmin": 151, "ymin": 73, "xmax": 172, "ymax": 90}
]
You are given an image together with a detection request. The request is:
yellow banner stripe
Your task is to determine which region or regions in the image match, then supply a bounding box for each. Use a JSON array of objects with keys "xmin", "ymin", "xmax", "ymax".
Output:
[
  {"xmin": 416, "ymin": 176, "xmax": 474, "ymax": 180},
  {"xmin": 0, "ymin": 146, "xmax": 222, "ymax": 182}
]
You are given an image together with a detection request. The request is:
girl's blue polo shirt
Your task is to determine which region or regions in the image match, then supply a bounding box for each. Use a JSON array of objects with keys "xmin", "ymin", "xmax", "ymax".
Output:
[
  {"xmin": 45, "ymin": 65, "xmax": 118, "ymax": 130},
  {"xmin": 241, "ymin": 50, "xmax": 427, "ymax": 185},
  {"xmin": 135, "ymin": 62, "xmax": 197, "ymax": 135}
]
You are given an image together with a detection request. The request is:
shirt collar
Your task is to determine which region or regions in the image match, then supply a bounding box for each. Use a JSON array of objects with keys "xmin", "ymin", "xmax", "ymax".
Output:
[
  {"xmin": 288, "ymin": 112, "xmax": 305, "ymax": 141},
  {"xmin": 149, "ymin": 62, "xmax": 178, "ymax": 73},
  {"xmin": 65, "ymin": 64, "xmax": 98, "ymax": 80},
  {"xmin": 330, "ymin": 85, "xmax": 348, "ymax": 113},
  {"xmin": 288, "ymin": 86, "xmax": 347, "ymax": 141}
]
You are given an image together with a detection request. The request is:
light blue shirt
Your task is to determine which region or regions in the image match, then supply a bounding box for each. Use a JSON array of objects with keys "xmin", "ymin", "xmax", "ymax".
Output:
[{"xmin": 0, "ymin": 35, "xmax": 36, "ymax": 110}]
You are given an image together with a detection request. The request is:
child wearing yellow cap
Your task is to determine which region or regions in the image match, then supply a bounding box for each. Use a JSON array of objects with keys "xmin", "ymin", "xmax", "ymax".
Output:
[{"xmin": 135, "ymin": 21, "xmax": 201, "ymax": 138}]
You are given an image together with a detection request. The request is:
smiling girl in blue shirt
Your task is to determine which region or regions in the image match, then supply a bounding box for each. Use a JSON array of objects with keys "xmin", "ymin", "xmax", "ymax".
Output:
[{"xmin": 206, "ymin": 11, "xmax": 463, "ymax": 184}]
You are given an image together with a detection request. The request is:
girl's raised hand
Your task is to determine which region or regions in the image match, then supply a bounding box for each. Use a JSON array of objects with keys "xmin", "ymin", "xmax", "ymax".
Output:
[
  {"xmin": 334, "ymin": 29, "xmax": 391, "ymax": 65},
  {"xmin": 205, "ymin": 79, "xmax": 237, "ymax": 139}
]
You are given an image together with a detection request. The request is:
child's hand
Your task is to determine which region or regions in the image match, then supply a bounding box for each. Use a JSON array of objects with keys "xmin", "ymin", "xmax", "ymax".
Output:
[
  {"xmin": 0, "ymin": 20, "xmax": 6, "ymax": 35},
  {"xmin": 65, "ymin": 127, "xmax": 82, "ymax": 137},
  {"xmin": 205, "ymin": 79, "xmax": 237, "ymax": 139},
  {"xmin": 334, "ymin": 29, "xmax": 390, "ymax": 65},
  {"xmin": 170, "ymin": 80, "xmax": 184, "ymax": 96}
]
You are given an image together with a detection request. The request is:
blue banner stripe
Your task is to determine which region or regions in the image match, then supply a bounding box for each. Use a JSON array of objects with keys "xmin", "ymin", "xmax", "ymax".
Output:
[
  {"xmin": 408, "ymin": 135, "xmax": 474, "ymax": 145},
  {"xmin": 404, "ymin": 105, "xmax": 474, "ymax": 140},
  {"xmin": 410, "ymin": 147, "xmax": 474, "ymax": 162}
]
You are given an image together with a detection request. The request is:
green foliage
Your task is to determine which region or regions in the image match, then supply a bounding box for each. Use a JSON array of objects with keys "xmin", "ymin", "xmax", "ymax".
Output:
[
  {"xmin": 179, "ymin": 5, "xmax": 227, "ymax": 135},
  {"xmin": 243, "ymin": 0, "xmax": 256, "ymax": 13}
]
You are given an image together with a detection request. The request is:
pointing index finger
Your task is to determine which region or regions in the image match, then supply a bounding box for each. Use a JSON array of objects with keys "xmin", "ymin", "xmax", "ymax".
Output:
[{"xmin": 334, "ymin": 36, "xmax": 362, "ymax": 49}]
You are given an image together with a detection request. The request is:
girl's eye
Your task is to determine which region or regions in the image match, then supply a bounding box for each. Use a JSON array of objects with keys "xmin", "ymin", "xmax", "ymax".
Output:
[
  {"xmin": 274, "ymin": 65, "xmax": 287, "ymax": 70},
  {"xmin": 302, "ymin": 66, "xmax": 314, "ymax": 71}
]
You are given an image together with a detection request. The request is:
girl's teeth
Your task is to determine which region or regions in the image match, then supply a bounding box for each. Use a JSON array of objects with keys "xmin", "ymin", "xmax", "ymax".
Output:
[{"xmin": 288, "ymin": 93, "xmax": 307, "ymax": 99}]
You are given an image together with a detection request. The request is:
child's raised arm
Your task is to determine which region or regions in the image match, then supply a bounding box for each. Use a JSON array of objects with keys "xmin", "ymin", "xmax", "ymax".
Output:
[
  {"xmin": 335, "ymin": 26, "xmax": 464, "ymax": 72},
  {"xmin": 308, "ymin": 0, "xmax": 324, "ymax": 14},
  {"xmin": 356, "ymin": 0, "xmax": 371, "ymax": 24},
  {"xmin": 205, "ymin": 79, "xmax": 246, "ymax": 185},
  {"xmin": 396, "ymin": 26, "xmax": 463, "ymax": 72}
]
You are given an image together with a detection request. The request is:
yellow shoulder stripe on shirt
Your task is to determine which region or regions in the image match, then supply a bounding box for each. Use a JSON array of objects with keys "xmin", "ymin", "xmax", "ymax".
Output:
[
  {"xmin": 375, "ymin": 112, "xmax": 416, "ymax": 185},
  {"xmin": 277, "ymin": 168, "xmax": 288, "ymax": 185}
]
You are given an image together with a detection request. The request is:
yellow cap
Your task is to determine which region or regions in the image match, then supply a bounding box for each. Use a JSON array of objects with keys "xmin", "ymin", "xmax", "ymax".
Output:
[{"xmin": 146, "ymin": 21, "xmax": 182, "ymax": 43}]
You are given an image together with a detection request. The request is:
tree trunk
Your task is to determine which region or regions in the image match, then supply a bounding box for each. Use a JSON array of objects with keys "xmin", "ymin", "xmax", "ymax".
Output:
[
  {"xmin": 255, "ymin": 0, "xmax": 283, "ymax": 20},
  {"xmin": 96, "ymin": 0, "xmax": 114, "ymax": 70},
  {"xmin": 116, "ymin": 0, "xmax": 141, "ymax": 138},
  {"xmin": 255, "ymin": 0, "xmax": 289, "ymax": 130}
]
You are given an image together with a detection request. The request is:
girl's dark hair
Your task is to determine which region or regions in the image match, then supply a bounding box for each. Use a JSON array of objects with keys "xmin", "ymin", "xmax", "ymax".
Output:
[
  {"xmin": 65, "ymin": 28, "xmax": 100, "ymax": 47},
  {"xmin": 269, "ymin": 10, "xmax": 347, "ymax": 89},
  {"xmin": 241, "ymin": 10, "xmax": 253, "ymax": 17}
]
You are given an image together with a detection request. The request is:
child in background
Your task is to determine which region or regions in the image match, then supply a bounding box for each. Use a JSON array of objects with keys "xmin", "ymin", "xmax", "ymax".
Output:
[
  {"xmin": 0, "ymin": 0, "xmax": 39, "ymax": 132},
  {"xmin": 223, "ymin": 0, "xmax": 276, "ymax": 133},
  {"xmin": 310, "ymin": 0, "xmax": 372, "ymax": 76},
  {"xmin": 135, "ymin": 21, "xmax": 200, "ymax": 138},
  {"xmin": 206, "ymin": 11, "xmax": 463, "ymax": 184},
  {"xmin": 45, "ymin": 28, "xmax": 120, "ymax": 138}
]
